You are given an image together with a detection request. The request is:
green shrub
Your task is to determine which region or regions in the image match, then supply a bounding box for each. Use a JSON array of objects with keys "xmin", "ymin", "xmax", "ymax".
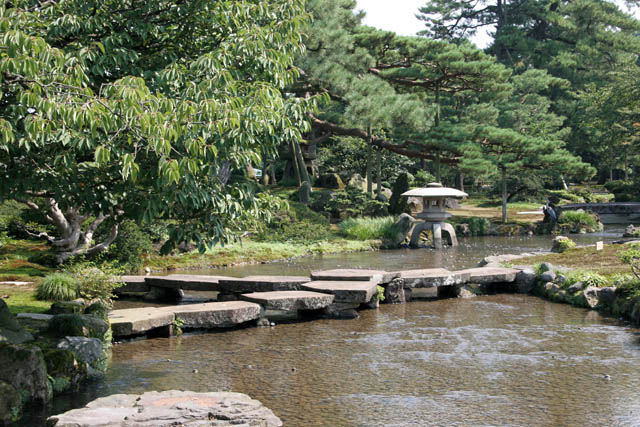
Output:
[
  {"xmin": 338, "ymin": 216, "xmax": 397, "ymax": 240},
  {"xmin": 557, "ymin": 210, "xmax": 601, "ymax": 231},
  {"xmin": 255, "ymin": 201, "xmax": 330, "ymax": 243},
  {"xmin": 547, "ymin": 189, "xmax": 583, "ymax": 204},
  {"xmin": 604, "ymin": 180, "xmax": 639, "ymax": 202},
  {"xmin": 458, "ymin": 217, "xmax": 491, "ymax": 236},
  {"xmin": 564, "ymin": 270, "xmax": 609, "ymax": 288},
  {"xmin": 107, "ymin": 220, "xmax": 153, "ymax": 272},
  {"xmin": 618, "ymin": 243, "xmax": 640, "ymax": 280},
  {"xmin": 413, "ymin": 170, "xmax": 436, "ymax": 187},
  {"xmin": 388, "ymin": 173, "xmax": 410, "ymax": 215},
  {"xmin": 64, "ymin": 265, "xmax": 124, "ymax": 305},
  {"xmin": 37, "ymin": 273, "xmax": 78, "ymax": 301}
]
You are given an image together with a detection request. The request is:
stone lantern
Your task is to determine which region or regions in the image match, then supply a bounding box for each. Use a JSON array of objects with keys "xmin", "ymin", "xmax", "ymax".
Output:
[{"xmin": 401, "ymin": 182, "xmax": 468, "ymax": 249}]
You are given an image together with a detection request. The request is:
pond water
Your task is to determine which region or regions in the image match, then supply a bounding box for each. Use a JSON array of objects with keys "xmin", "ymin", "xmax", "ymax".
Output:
[
  {"xmin": 24, "ymin": 227, "xmax": 640, "ymax": 426},
  {"xmin": 35, "ymin": 295, "xmax": 640, "ymax": 426},
  {"xmin": 165, "ymin": 226, "xmax": 625, "ymax": 280}
]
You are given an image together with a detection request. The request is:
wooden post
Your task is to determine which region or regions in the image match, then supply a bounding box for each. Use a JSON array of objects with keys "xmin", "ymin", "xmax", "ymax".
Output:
[{"xmin": 376, "ymin": 147, "xmax": 382, "ymax": 198}]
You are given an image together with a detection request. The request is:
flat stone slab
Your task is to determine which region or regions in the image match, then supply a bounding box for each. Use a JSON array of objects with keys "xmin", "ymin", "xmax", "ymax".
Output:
[
  {"xmin": 16, "ymin": 313, "xmax": 53, "ymax": 321},
  {"xmin": 310, "ymin": 269, "xmax": 399, "ymax": 284},
  {"xmin": 301, "ymin": 280, "xmax": 378, "ymax": 303},
  {"xmin": 145, "ymin": 275, "xmax": 231, "ymax": 291},
  {"xmin": 455, "ymin": 267, "xmax": 519, "ymax": 284},
  {"xmin": 399, "ymin": 268, "xmax": 470, "ymax": 288},
  {"xmin": 240, "ymin": 291, "xmax": 334, "ymax": 311},
  {"xmin": 109, "ymin": 307, "xmax": 175, "ymax": 337},
  {"xmin": 172, "ymin": 301, "xmax": 261, "ymax": 328},
  {"xmin": 47, "ymin": 390, "xmax": 282, "ymax": 426},
  {"xmin": 217, "ymin": 276, "xmax": 310, "ymax": 293},
  {"xmin": 0, "ymin": 281, "xmax": 32, "ymax": 286}
]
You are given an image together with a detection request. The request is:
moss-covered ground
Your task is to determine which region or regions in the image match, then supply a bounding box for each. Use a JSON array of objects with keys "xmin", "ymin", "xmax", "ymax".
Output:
[{"xmin": 517, "ymin": 244, "xmax": 632, "ymax": 277}]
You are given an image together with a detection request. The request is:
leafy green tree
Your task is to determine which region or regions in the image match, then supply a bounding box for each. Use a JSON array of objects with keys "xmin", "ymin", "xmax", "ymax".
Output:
[{"xmin": 0, "ymin": 0, "xmax": 311, "ymax": 263}]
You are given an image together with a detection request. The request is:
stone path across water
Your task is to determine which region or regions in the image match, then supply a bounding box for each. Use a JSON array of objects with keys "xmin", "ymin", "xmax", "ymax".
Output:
[
  {"xmin": 111, "ymin": 267, "xmax": 521, "ymax": 338},
  {"xmin": 240, "ymin": 291, "xmax": 334, "ymax": 311},
  {"xmin": 301, "ymin": 280, "xmax": 378, "ymax": 303},
  {"xmin": 309, "ymin": 269, "xmax": 399, "ymax": 284}
]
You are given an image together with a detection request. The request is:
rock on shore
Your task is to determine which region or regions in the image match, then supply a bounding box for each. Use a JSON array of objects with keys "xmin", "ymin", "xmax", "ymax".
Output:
[{"xmin": 47, "ymin": 390, "xmax": 282, "ymax": 427}]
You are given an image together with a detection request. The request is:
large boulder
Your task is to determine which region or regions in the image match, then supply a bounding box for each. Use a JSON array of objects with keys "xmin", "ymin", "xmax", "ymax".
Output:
[
  {"xmin": 0, "ymin": 343, "xmax": 50, "ymax": 405},
  {"xmin": 57, "ymin": 337, "xmax": 103, "ymax": 365},
  {"xmin": 317, "ymin": 173, "xmax": 344, "ymax": 189},
  {"xmin": 583, "ymin": 286, "xmax": 618, "ymax": 309},
  {"xmin": 0, "ymin": 299, "xmax": 34, "ymax": 345},
  {"xmin": 48, "ymin": 314, "xmax": 109, "ymax": 340},
  {"xmin": 383, "ymin": 213, "xmax": 415, "ymax": 247},
  {"xmin": 47, "ymin": 390, "xmax": 283, "ymax": 427},
  {"xmin": 551, "ymin": 236, "xmax": 576, "ymax": 253},
  {"xmin": 516, "ymin": 268, "xmax": 537, "ymax": 294},
  {"xmin": 347, "ymin": 173, "xmax": 366, "ymax": 190}
]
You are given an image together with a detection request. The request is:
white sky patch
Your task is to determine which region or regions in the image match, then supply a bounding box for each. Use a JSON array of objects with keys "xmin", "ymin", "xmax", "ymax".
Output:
[{"xmin": 355, "ymin": 0, "xmax": 638, "ymax": 49}]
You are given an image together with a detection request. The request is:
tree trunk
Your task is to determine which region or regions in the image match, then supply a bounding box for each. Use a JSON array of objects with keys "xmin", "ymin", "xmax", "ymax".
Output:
[
  {"xmin": 293, "ymin": 140, "xmax": 311, "ymax": 187},
  {"xmin": 376, "ymin": 147, "xmax": 382, "ymax": 198},
  {"xmin": 261, "ymin": 153, "xmax": 268, "ymax": 186},
  {"xmin": 501, "ymin": 169, "xmax": 508, "ymax": 224},
  {"xmin": 290, "ymin": 140, "xmax": 301, "ymax": 186},
  {"xmin": 366, "ymin": 128, "xmax": 373, "ymax": 197},
  {"xmin": 18, "ymin": 198, "xmax": 120, "ymax": 264},
  {"xmin": 458, "ymin": 172, "xmax": 464, "ymax": 192}
]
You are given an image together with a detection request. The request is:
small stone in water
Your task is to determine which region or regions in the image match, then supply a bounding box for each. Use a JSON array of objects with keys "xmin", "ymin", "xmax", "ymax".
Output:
[
  {"xmin": 193, "ymin": 369, "xmax": 199, "ymax": 373},
  {"xmin": 270, "ymin": 322, "xmax": 276, "ymax": 327},
  {"xmin": 291, "ymin": 367, "xmax": 296, "ymax": 372},
  {"xmin": 603, "ymin": 374, "xmax": 611, "ymax": 380}
]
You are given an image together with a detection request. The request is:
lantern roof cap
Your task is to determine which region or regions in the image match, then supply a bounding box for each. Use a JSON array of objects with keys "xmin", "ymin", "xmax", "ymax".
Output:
[{"xmin": 401, "ymin": 182, "xmax": 468, "ymax": 199}]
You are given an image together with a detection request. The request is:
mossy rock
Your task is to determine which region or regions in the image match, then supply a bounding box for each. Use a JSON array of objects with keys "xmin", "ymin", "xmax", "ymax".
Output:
[
  {"xmin": 49, "ymin": 300, "xmax": 85, "ymax": 315},
  {"xmin": 84, "ymin": 301, "xmax": 109, "ymax": 321},
  {"xmin": 48, "ymin": 314, "xmax": 109, "ymax": 340},
  {"xmin": 0, "ymin": 380, "xmax": 22, "ymax": 423},
  {"xmin": 43, "ymin": 348, "xmax": 80, "ymax": 379}
]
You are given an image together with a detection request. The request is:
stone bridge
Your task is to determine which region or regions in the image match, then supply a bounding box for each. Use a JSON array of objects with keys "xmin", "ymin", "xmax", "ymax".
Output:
[{"xmin": 111, "ymin": 267, "xmax": 521, "ymax": 339}]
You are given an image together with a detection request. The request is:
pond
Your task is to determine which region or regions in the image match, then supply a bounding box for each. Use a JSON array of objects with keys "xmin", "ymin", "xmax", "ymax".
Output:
[{"xmin": 24, "ymin": 228, "xmax": 640, "ymax": 426}]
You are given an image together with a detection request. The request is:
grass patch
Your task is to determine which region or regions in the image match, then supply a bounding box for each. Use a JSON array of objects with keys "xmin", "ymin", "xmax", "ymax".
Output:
[
  {"xmin": 338, "ymin": 217, "xmax": 397, "ymax": 240},
  {"xmin": 0, "ymin": 283, "xmax": 52, "ymax": 314},
  {"xmin": 144, "ymin": 238, "xmax": 377, "ymax": 272},
  {"xmin": 0, "ymin": 238, "xmax": 53, "ymax": 278},
  {"xmin": 518, "ymin": 244, "xmax": 632, "ymax": 277}
]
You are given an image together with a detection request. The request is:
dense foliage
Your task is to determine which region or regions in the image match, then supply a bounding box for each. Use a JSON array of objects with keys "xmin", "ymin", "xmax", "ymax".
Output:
[{"xmin": 0, "ymin": 0, "xmax": 313, "ymax": 262}]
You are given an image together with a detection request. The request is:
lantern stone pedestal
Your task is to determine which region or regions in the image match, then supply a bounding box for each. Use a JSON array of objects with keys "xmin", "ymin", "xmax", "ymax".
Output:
[{"xmin": 402, "ymin": 183, "xmax": 467, "ymax": 249}]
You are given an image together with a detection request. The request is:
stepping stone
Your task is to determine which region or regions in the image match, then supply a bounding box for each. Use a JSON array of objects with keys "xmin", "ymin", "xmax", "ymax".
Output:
[
  {"xmin": 240, "ymin": 291, "xmax": 334, "ymax": 311},
  {"xmin": 309, "ymin": 269, "xmax": 398, "ymax": 284},
  {"xmin": 117, "ymin": 276, "xmax": 151, "ymax": 293},
  {"xmin": 109, "ymin": 307, "xmax": 175, "ymax": 337},
  {"xmin": 454, "ymin": 267, "xmax": 519, "ymax": 284},
  {"xmin": 145, "ymin": 275, "xmax": 230, "ymax": 291},
  {"xmin": 399, "ymin": 268, "xmax": 470, "ymax": 288},
  {"xmin": 172, "ymin": 301, "xmax": 261, "ymax": 328},
  {"xmin": 301, "ymin": 281, "xmax": 378, "ymax": 303},
  {"xmin": 16, "ymin": 313, "xmax": 53, "ymax": 321},
  {"xmin": 217, "ymin": 276, "xmax": 310, "ymax": 293}
]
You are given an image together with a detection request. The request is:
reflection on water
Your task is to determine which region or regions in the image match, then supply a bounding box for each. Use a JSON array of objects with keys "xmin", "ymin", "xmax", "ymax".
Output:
[
  {"xmin": 33, "ymin": 295, "xmax": 640, "ymax": 426},
  {"xmin": 184, "ymin": 226, "xmax": 625, "ymax": 278}
]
